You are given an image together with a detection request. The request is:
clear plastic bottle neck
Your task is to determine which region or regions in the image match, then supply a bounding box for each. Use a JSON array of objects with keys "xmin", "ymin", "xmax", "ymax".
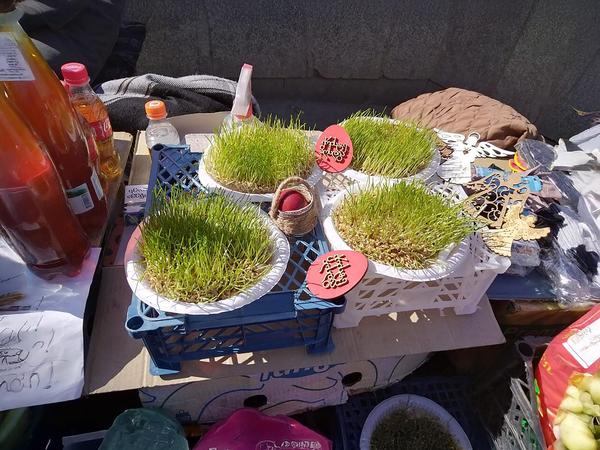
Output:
[
  {"xmin": 67, "ymin": 82, "xmax": 95, "ymax": 99},
  {"xmin": 0, "ymin": 8, "xmax": 23, "ymax": 25},
  {"xmin": 147, "ymin": 116, "xmax": 168, "ymax": 123},
  {"xmin": 222, "ymin": 112, "xmax": 258, "ymax": 132},
  {"xmin": 145, "ymin": 117, "xmax": 180, "ymax": 147}
]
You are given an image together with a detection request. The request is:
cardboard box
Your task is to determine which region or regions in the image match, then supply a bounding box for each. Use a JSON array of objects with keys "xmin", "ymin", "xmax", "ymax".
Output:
[
  {"xmin": 139, "ymin": 354, "xmax": 428, "ymax": 423},
  {"xmin": 85, "ymin": 267, "xmax": 504, "ymax": 394}
]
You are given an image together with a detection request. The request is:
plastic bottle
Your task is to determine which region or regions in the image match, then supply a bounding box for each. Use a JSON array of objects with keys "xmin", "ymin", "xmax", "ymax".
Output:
[
  {"xmin": 60, "ymin": 79, "xmax": 107, "ymax": 193},
  {"xmin": 144, "ymin": 100, "xmax": 180, "ymax": 149},
  {"xmin": 0, "ymin": 93, "xmax": 90, "ymax": 278},
  {"xmin": 0, "ymin": 6, "xmax": 107, "ymax": 239},
  {"xmin": 222, "ymin": 63, "xmax": 257, "ymax": 130},
  {"xmin": 61, "ymin": 62, "xmax": 121, "ymax": 184}
]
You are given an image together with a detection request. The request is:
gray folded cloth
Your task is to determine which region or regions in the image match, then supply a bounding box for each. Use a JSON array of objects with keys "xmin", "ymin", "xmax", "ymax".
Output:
[{"xmin": 96, "ymin": 73, "xmax": 261, "ymax": 134}]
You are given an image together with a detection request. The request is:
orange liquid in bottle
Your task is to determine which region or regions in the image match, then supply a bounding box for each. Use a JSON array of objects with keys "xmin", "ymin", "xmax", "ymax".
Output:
[
  {"xmin": 71, "ymin": 94, "xmax": 121, "ymax": 182},
  {"xmin": 0, "ymin": 94, "xmax": 90, "ymax": 278},
  {"xmin": 0, "ymin": 14, "xmax": 107, "ymax": 239},
  {"xmin": 62, "ymin": 62, "xmax": 121, "ymax": 184}
]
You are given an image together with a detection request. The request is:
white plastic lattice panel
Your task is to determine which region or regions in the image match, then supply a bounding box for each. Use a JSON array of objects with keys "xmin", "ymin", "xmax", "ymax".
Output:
[
  {"xmin": 333, "ymin": 235, "xmax": 509, "ymax": 328},
  {"xmin": 317, "ymin": 171, "xmax": 357, "ymax": 203}
]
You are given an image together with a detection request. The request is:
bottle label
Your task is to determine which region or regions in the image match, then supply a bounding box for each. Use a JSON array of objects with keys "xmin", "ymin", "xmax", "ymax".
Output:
[
  {"xmin": 89, "ymin": 117, "xmax": 113, "ymax": 141},
  {"xmin": 0, "ymin": 33, "xmax": 35, "ymax": 81},
  {"xmin": 90, "ymin": 168, "xmax": 105, "ymax": 200},
  {"xmin": 66, "ymin": 183, "xmax": 94, "ymax": 215}
]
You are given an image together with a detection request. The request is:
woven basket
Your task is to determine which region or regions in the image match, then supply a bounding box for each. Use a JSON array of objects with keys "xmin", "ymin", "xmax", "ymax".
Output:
[{"xmin": 269, "ymin": 176, "xmax": 319, "ymax": 236}]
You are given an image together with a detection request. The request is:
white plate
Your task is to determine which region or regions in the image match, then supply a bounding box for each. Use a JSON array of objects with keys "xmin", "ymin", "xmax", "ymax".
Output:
[
  {"xmin": 124, "ymin": 209, "xmax": 290, "ymax": 315},
  {"xmin": 340, "ymin": 116, "xmax": 441, "ymax": 185},
  {"xmin": 321, "ymin": 184, "xmax": 472, "ymax": 282},
  {"xmin": 198, "ymin": 139, "xmax": 323, "ymax": 202}
]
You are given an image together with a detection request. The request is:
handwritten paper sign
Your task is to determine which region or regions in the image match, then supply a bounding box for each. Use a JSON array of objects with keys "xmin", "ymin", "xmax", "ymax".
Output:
[
  {"xmin": 124, "ymin": 184, "xmax": 148, "ymax": 206},
  {"xmin": 315, "ymin": 125, "xmax": 353, "ymax": 173},
  {"xmin": 306, "ymin": 250, "xmax": 368, "ymax": 300},
  {"xmin": 1, "ymin": 312, "xmax": 76, "ymax": 399},
  {"xmin": 0, "ymin": 239, "xmax": 100, "ymax": 411}
]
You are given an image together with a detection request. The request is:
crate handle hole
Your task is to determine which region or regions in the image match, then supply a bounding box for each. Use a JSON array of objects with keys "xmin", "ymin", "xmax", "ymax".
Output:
[
  {"xmin": 342, "ymin": 372, "xmax": 363, "ymax": 387},
  {"xmin": 243, "ymin": 394, "xmax": 268, "ymax": 408},
  {"xmin": 127, "ymin": 316, "xmax": 144, "ymax": 331},
  {"xmin": 517, "ymin": 342, "xmax": 534, "ymax": 358}
]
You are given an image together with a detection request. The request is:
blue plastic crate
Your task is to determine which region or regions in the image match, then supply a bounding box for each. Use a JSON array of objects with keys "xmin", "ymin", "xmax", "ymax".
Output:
[
  {"xmin": 334, "ymin": 376, "xmax": 491, "ymax": 450},
  {"xmin": 144, "ymin": 144, "xmax": 207, "ymax": 213},
  {"xmin": 126, "ymin": 145, "xmax": 344, "ymax": 375}
]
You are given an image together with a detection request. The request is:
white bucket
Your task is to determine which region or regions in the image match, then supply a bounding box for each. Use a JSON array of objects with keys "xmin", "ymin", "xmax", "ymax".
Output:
[
  {"xmin": 360, "ymin": 394, "xmax": 472, "ymax": 450},
  {"xmin": 124, "ymin": 209, "xmax": 290, "ymax": 315}
]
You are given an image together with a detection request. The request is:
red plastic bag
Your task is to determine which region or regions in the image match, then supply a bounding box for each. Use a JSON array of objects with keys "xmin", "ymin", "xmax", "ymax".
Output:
[
  {"xmin": 536, "ymin": 304, "xmax": 600, "ymax": 449},
  {"xmin": 193, "ymin": 408, "xmax": 332, "ymax": 450}
]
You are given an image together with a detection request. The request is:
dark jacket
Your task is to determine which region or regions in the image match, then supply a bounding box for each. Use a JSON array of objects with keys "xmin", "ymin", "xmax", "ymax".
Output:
[{"xmin": 17, "ymin": 0, "xmax": 125, "ymax": 81}]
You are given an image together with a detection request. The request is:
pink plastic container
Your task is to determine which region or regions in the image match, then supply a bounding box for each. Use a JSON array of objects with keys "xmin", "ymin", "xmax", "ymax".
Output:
[{"xmin": 193, "ymin": 408, "xmax": 332, "ymax": 450}]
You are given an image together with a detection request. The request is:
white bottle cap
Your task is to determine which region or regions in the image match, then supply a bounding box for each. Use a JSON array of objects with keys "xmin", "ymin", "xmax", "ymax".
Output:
[{"xmin": 231, "ymin": 63, "xmax": 253, "ymax": 120}]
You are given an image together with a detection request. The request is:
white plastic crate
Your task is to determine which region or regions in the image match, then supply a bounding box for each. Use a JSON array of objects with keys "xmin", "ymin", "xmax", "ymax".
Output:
[
  {"xmin": 317, "ymin": 174, "xmax": 510, "ymax": 328},
  {"xmin": 332, "ymin": 234, "xmax": 508, "ymax": 328}
]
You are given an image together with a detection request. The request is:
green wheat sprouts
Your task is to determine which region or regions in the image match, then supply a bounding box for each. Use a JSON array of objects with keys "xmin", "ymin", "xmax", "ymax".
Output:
[
  {"xmin": 140, "ymin": 188, "xmax": 273, "ymax": 303},
  {"xmin": 341, "ymin": 110, "xmax": 438, "ymax": 178},
  {"xmin": 206, "ymin": 115, "xmax": 313, "ymax": 193},
  {"xmin": 334, "ymin": 182, "xmax": 475, "ymax": 270},
  {"xmin": 370, "ymin": 408, "xmax": 460, "ymax": 450}
]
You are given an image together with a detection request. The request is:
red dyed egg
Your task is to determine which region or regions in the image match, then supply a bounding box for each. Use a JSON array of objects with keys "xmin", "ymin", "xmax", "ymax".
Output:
[{"xmin": 279, "ymin": 188, "xmax": 308, "ymax": 211}]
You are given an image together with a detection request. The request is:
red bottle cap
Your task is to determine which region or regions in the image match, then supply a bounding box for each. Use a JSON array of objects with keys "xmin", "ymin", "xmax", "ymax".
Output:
[{"xmin": 61, "ymin": 62, "xmax": 90, "ymax": 86}]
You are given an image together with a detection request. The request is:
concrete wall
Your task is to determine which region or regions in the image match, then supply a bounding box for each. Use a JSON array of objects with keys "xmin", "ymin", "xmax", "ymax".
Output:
[{"xmin": 124, "ymin": 0, "xmax": 600, "ymax": 140}]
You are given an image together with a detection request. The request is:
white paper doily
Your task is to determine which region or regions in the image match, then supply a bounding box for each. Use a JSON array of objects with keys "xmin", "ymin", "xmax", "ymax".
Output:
[{"xmin": 124, "ymin": 209, "xmax": 290, "ymax": 315}]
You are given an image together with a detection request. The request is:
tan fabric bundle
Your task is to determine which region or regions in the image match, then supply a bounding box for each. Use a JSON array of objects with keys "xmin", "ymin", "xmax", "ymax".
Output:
[{"xmin": 391, "ymin": 87, "xmax": 539, "ymax": 149}]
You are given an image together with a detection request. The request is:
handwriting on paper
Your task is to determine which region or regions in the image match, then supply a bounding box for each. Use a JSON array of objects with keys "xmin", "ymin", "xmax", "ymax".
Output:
[
  {"xmin": 0, "ymin": 246, "xmax": 98, "ymax": 410},
  {"xmin": 0, "ymin": 315, "xmax": 55, "ymax": 394}
]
